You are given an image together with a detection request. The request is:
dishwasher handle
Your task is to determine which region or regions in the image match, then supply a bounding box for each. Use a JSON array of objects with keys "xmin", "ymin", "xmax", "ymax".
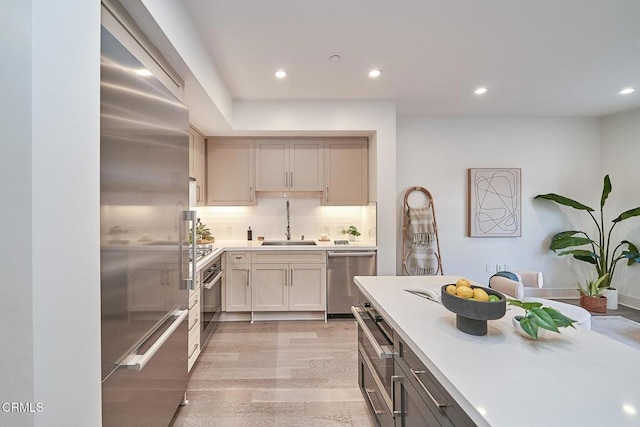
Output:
[{"xmin": 327, "ymin": 251, "xmax": 377, "ymax": 257}]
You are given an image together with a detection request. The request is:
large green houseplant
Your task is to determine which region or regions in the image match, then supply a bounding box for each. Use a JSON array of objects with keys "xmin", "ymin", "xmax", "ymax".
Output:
[{"xmin": 534, "ymin": 175, "xmax": 640, "ymax": 296}]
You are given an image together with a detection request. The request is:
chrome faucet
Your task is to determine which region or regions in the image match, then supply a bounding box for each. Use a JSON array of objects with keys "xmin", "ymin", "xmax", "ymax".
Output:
[{"xmin": 285, "ymin": 200, "xmax": 291, "ymax": 240}]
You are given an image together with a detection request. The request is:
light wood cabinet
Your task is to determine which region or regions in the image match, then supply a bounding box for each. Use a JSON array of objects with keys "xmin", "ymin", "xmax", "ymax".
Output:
[
  {"xmin": 289, "ymin": 263, "xmax": 326, "ymax": 310},
  {"xmin": 255, "ymin": 139, "xmax": 324, "ymax": 191},
  {"xmin": 225, "ymin": 252, "xmax": 252, "ymax": 311},
  {"xmin": 207, "ymin": 138, "xmax": 255, "ymax": 205},
  {"xmin": 324, "ymin": 138, "xmax": 368, "ymax": 205},
  {"xmin": 251, "ymin": 251, "xmax": 326, "ymax": 312},
  {"xmin": 190, "ymin": 127, "xmax": 206, "ymax": 206},
  {"xmin": 187, "ymin": 280, "xmax": 201, "ymax": 372},
  {"xmin": 251, "ymin": 263, "xmax": 289, "ymax": 311},
  {"xmin": 188, "ymin": 131, "xmax": 196, "ymax": 179},
  {"xmin": 127, "ymin": 263, "xmax": 182, "ymax": 312}
]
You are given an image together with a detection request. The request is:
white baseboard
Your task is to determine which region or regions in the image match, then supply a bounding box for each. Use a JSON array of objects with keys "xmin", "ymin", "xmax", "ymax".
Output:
[
  {"xmin": 619, "ymin": 294, "xmax": 640, "ymax": 311},
  {"xmin": 523, "ymin": 288, "xmax": 579, "ymax": 299},
  {"xmin": 523, "ymin": 288, "xmax": 640, "ymax": 311},
  {"xmin": 251, "ymin": 311, "xmax": 325, "ymax": 322},
  {"xmin": 219, "ymin": 312, "xmax": 251, "ymax": 322},
  {"xmin": 219, "ymin": 311, "xmax": 326, "ymax": 322}
]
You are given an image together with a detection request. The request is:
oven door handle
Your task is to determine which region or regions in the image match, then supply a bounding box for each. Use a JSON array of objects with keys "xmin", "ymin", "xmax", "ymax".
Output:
[
  {"xmin": 204, "ymin": 270, "xmax": 223, "ymax": 290},
  {"xmin": 351, "ymin": 306, "xmax": 394, "ymax": 359}
]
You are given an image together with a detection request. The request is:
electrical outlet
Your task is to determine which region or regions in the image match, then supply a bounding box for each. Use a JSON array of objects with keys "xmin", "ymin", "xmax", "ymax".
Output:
[{"xmin": 226, "ymin": 226, "xmax": 232, "ymax": 236}]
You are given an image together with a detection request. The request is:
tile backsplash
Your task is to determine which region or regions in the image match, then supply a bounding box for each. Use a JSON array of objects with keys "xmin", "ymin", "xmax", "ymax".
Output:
[{"xmin": 195, "ymin": 198, "xmax": 376, "ymax": 242}]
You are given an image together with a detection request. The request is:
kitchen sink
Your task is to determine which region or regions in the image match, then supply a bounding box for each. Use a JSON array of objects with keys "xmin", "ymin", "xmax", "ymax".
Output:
[{"xmin": 261, "ymin": 240, "xmax": 317, "ymax": 246}]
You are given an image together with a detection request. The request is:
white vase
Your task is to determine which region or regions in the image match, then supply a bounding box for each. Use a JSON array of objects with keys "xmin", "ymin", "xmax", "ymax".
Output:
[
  {"xmin": 512, "ymin": 316, "xmax": 546, "ymax": 340},
  {"xmin": 602, "ymin": 288, "xmax": 618, "ymax": 310}
]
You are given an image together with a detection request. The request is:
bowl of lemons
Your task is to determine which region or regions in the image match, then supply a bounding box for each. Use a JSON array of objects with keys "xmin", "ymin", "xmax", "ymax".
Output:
[{"xmin": 441, "ymin": 278, "xmax": 506, "ymax": 336}]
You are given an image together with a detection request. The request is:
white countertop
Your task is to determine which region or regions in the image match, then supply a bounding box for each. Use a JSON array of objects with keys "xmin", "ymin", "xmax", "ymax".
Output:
[
  {"xmin": 354, "ymin": 275, "xmax": 640, "ymax": 427},
  {"xmin": 194, "ymin": 239, "xmax": 376, "ymax": 271}
]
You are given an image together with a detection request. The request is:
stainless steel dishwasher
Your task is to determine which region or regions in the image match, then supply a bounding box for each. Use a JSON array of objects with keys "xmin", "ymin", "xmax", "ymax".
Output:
[{"xmin": 327, "ymin": 250, "xmax": 377, "ymax": 317}]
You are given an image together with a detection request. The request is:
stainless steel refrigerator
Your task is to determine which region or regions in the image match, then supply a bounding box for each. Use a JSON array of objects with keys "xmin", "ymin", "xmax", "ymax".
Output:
[{"xmin": 100, "ymin": 26, "xmax": 191, "ymax": 426}]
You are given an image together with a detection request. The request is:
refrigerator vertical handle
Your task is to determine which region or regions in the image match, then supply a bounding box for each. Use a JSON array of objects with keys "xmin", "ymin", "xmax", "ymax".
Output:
[{"xmin": 183, "ymin": 210, "xmax": 196, "ymax": 291}]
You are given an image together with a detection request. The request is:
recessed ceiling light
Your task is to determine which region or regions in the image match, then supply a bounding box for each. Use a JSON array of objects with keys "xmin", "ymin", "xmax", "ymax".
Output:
[
  {"xmin": 369, "ymin": 69, "xmax": 382, "ymax": 78},
  {"xmin": 329, "ymin": 55, "xmax": 341, "ymax": 63},
  {"xmin": 274, "ymin": 70, "xmax": 287, "ymax": 79},
  {"xmin": 619, "ymin": 87, "xmax": 635, "ymax": 95},
  {"xmin": 474, "ymin": 87, "xmax": 488, "ymax": 95},
  {"xmin": 135, "ymin": 68, "xmax": 152, "ymax": 77}
]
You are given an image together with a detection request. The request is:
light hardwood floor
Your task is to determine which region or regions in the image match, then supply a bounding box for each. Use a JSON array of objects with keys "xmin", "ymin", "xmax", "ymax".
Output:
[{"xmin": 171, "ymin": 320, "xmax": 375, "ymax": 427}]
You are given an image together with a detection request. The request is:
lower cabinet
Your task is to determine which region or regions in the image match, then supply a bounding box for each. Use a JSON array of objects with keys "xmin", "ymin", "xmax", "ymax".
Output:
[
  {"xmin": 223, "ymin": 250, "xmax": 327, "ymax": 314},
  {"xmin": 252, "ymin": 263, "xmax": 326, "ymax": 311},
  {"xmin": 225, "ymin": 252, "xmax": 252, "ymax": 312},
  {"xmin": 358, "ymin": 352, "xmax": 394, "ymax": 427},
  {"xmin": 251, "ymin": 251, "xmax": 326, "ymax": 312},
  {"xmin": 127, "ymin": 254, "xmax": 182, "ymax": 312},
  {"xmin": 187, "ymin": 282, "xmax": 201, "ymax": 372},
  {"xmin": 393, "ymin": 335, "xmax": 475, "ymax": 427}
]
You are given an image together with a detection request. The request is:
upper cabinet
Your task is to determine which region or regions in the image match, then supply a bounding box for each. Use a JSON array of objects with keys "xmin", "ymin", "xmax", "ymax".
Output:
[
  {"xmin": 255, "ymin": 139, "xmax": 324, "ymax": 191},
  {"xmin": 324, "ymin": 138, "xmax": 368, "ymax": 205},
  {"xmin": 207, "ymin": 138, "xmax": 255, "ymax": 205},
  {"xmin": 205, "ymin": 137, "xmax": 367, "ymax": 206},
  {"xmin": 189, "ymin": 126, "xmax": 206, "ymax": 206}
]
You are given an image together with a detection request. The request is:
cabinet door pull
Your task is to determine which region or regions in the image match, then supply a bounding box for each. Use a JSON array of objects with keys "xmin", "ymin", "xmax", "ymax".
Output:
[
  {"xmin": 290, "ymin": 171, "xmax": 293, "ymax": 187},
  {"xmin": 290, "ymin": 269, "xmax": 293, "ymax": 287},
  {"xmin": 189, "ymin": 316, "xmax": 199, "ymax": 331},
  {"xmin": 410, "ymin": 369, "xmax": 448, "ymax": 408},
  {"xmin": 196, "ymin": 185, "xmax": 201, "ymax": 202},
  {"xmin": 246, "ymin": 269, "xmax": 250, "ymax": 286},
  {"xmin": 364, "ymin": 388, "xmax": 385, "ymax": 415},
  {"xmin": 285, "ymin": 171, "xmax": 288, "ymax": 188},
  {"xmin": 188, "ymin": 342, "xmax": 199, "ymax": 358}
]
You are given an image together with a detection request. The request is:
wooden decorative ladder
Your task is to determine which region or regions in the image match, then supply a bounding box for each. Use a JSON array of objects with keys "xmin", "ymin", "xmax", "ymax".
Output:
[{"xmin": 402, "ymin": 186, "xmax": 443, "ymax": 276}]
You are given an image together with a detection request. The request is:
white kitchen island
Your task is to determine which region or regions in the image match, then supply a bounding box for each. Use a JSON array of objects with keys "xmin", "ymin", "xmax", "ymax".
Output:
[{"xmin": 354, "ymin": 275, "xmax": 640, "ymax": 427}]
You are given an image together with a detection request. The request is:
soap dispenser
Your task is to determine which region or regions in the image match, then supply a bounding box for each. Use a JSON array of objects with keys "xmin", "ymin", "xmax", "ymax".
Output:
[{"xmin": 247, "ymin": 226, "xmax": 253, "ymax": 241}]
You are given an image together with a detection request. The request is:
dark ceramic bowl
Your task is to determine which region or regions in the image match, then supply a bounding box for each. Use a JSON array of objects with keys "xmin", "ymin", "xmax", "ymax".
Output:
[{"xmin": 440, "ymin": 285, "xmax": 507, "ymax": 336}]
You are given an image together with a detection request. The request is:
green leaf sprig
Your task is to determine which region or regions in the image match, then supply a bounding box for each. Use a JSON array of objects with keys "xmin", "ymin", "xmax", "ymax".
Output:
[
  {"xmin": 508, "ymin": 299, "xmax": 577, "ymax": 340},
  {"xmin": 341, "ymin": 225, "xmax": 361, "ymax": 237}
]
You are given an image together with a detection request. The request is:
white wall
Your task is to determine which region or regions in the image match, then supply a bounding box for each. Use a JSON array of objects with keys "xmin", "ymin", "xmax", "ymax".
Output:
[
  {"xmin": 1, "ymin": 1, "xmax": 34, "ymax": 425},
  {"xmin": 196, "ymin": 199, "xmax": 376, "ymax": 243},
  {"xmin": 233, "ymin": 101, "xmax": 397, "ymax": 274},
  {"xmin": 397, "ymin": 117, "xmax": 602, "ymax": 294},
  {"xmin": 601, "ymin": 107, "xmax": 640, "ymax": 308},
  {"xmin": 32, "ymin": 1, "xmax": 102, "ymax": 426}
]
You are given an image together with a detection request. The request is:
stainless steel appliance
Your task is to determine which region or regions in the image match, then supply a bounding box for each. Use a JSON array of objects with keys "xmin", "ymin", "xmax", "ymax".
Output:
[
  {"xmin": 352, "ymin": 292, "xmax": 395, "ymax": 427},
  {"xmin": 100, "ymin": 26, "xmax": 191, "ymax": 426},
  {"xmin": 200, "ymin": 254, "xmax": 223, "ymax": 347},
  {"xmin": 326, "ymin": 250, "xmax": 377, "ymax": 316}
]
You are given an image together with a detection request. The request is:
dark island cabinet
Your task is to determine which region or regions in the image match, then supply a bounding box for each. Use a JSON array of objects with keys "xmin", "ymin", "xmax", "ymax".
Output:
[{"xmin": 393, "ymin": 335, "xmax": 476, "ymax": 427}]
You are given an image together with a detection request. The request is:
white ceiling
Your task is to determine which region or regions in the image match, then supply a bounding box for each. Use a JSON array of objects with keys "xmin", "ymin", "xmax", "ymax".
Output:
[{"xmin": 183, "ymin": 0, "xmax": 640, "ymax": 118}]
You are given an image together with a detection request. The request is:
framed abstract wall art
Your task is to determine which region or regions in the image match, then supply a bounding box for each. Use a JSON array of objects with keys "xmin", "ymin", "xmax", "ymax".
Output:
[{"xmin": 468, "ymin": 168, "xmax": 521, "ymax": 237}]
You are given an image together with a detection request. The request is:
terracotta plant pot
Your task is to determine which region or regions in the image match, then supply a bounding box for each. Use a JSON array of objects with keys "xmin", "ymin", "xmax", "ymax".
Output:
[{"xmin": 579, "ymin": 294, "xmax": 607, "ymax": 314}]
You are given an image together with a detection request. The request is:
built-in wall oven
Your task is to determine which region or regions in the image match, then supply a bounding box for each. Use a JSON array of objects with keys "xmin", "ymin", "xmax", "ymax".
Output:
[
  {"xmin": 352, "ymin": 292, "xmax": 395, "ymax": 427},
  {"xmin": 200, "ymin": 255, "xmax": 222, "ymax": 347}
]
